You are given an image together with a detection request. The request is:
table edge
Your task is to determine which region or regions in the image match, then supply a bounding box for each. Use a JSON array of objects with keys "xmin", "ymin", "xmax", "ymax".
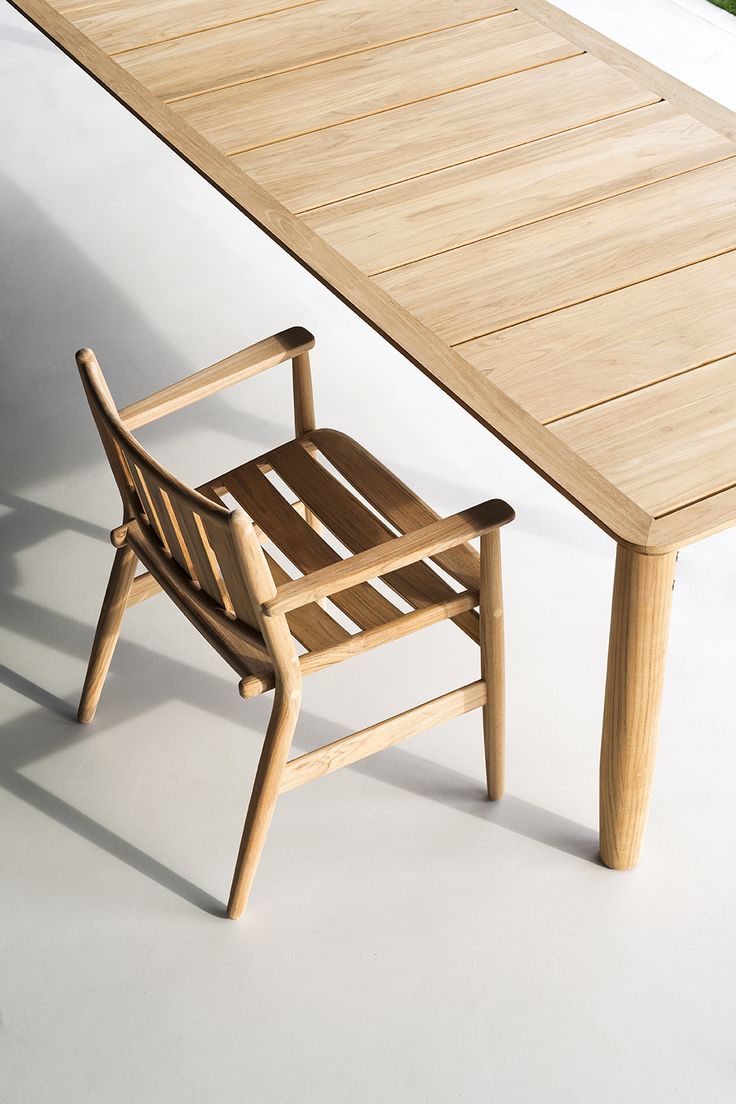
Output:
[{"xmin": 10, "ymin": 0, "xmax": 736, "ymax": 551}]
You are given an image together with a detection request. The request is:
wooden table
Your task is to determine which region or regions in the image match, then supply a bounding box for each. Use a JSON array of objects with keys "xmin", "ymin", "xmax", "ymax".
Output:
[{"xmin": 13, "ymin": 0, "xmax": 736, "ymax": 869}]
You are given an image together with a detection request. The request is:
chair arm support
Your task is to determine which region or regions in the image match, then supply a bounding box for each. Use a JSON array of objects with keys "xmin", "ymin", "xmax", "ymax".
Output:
[
  {"xmin": 262, "ymin": 498, "xmax": 515, "ymax": 617},
  {"xmin": 119, "ymin": 327, "xmax": 315, "ymax": 431}
]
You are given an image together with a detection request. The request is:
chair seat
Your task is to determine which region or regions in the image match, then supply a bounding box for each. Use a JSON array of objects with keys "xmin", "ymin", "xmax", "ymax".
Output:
[{"xmin": 203, "ymin": 428, "xmax": 482, "ymax": 661}]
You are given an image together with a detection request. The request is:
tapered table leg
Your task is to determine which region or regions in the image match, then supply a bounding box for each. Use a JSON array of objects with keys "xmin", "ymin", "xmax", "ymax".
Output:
[{"xmin": 599, "ymin": 544, "xmax": 677, "ymax": 870}]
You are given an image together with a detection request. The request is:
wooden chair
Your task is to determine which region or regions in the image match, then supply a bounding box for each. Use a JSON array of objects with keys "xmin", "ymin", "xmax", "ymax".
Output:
[{"xmin": 76, "ymin": 327, "xmax": 514, "ymax": 919}]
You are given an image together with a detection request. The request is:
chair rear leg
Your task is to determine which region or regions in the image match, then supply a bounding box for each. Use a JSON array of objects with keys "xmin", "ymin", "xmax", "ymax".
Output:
[
  {"xmin": 480, "ymin": 529, "xmax": 505, "ymax": 800},
  {"xmin": 78, "ymin": 545, "xmax": 137, "ymax": 723},
  {"xmin": 227, "ymin": 687, "xmax": 300, "ymax": 919}
]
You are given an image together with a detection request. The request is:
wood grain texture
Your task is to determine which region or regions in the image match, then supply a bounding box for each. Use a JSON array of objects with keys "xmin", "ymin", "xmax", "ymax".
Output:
[
  {"xmin": 172, "ymin": 12, "xmax": 581, "ymax": 153},
  {"xmin": 117, "ymin": 0, "xmax": 509, "ymax": 100},
  {"xmin": 279, "ymin": 681, "xmax": 487, "ymax": 793},
  {"xmin": 376, "ymin": 159, "xmax": 736, "ymax": 343},
  {"xmin": 265, "ymin": 438, "xmax": 487, "ymax": 638},
  {"xmin": 224, "ymin": 461, "xmax": 403, "ymax": 630},
  {"xmin": 126, "ymin": 517, "xmax": 271, "ymax": 676},
  {"xmin": 20, "ymin": 0, "xmax": 736, "ymax": 883},
  {"xmin": 648, "ymin": 485, "xmax": 736, "ymax": 553},
  {"xmin": 552, "ymin": 354, "xmax": 736, "ymax": 518},
  {"xmin": 9, "ymin": 0, "xmax": 658, "ymax": 550},
  {"xmin": 235, "ymin": 54, "xmax": 658, "ymax": 211},
  {"xmin": 263, "ymin": 497, "xmax": 513, "ymax": 616},
  {"xmin": 227, "ymin": 684, "xmax": 300, "ymax": 917},
  {"xmin": 56, "ymin": 0, "xmax": 316, "ymax": 54},
  {"xmin": 599, "ymin": 546, "xmax": 676, "ymax": 869},
  {"xmin": 127, "ymin": 569, "xmax": 161, "ymax": 606},
  {"xmin": 239, "ymin": 590, "xmax": 479, "ymax": 697},
  {"xmin": 303, "ymin": 103, "xmax": 733, "ymax": 274},
  {"xmin": 460, "ymin": 250, "xmax": 736, "ymax": 423},
  {"xmin": 121, "ymin": 326, "xmax": 314, "ymax": 429},
  {"xmin": 311, "ymin": 429, "xmax": 481, "ymax": 590},
  {"xmin": 516, "ymin": 0, "xmax": 736, "ymax": 143}
]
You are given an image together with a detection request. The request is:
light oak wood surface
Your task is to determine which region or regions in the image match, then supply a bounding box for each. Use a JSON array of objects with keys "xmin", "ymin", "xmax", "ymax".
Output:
[
  {"xmin": 117, "ymin": 0, "xmax": 509, "ymax": 100},
  {"xmin": 75, "ymin": 335, "xmax": 512, "ymax": 917},
  {"xmin": 599, "ymin": 547, "xmax": 676, "ymax": 869},
  {"xmin": 22, "ymin": 0, "xmax": 736, "ymax": 550},
  {"xmin": 51, "ymin": 0, "xmax": 315, "ymax": 54},
  {"xmin": 460, "ymin": 250, "xmax": 736, "ymax": 424},
  {"xmin": 648, "ymin": 486, "xmax": 736, "ymax": 553},
  {"xmin": 303, "ymin": 103, "xmax": 734, "ymax": 274},
  {"xmin": 239, "ymin": 590, "xmax": 479, "ymax": 698},
  {"xmin": 235, "ymin": 54, "xmax": 658, "ymax": 211},
  {"xmin": 171, "ymin": 12, "xmax": 580, "ymax": 154},
  {"xmin": 120, "ymin": 326, "xmax": 314, "ymax": 429},
  {"xmin": 480, "ymin": 529, "xmax": 505, "ymax": 802},
  {"xmin": 261, "ymin": 497, "xmax": 512, "ymax": 616},
  {"xmin": 11, "ymin": 0, "xmax": 736, "ymax": 873},
  {"xmin": 376, "ymin": 159, "xmax": 736, "ymax": 343},
  {"xmin": 279, "ymin": 681, "xmax": 487, "ymax": 793},
  {"xmin": 519, "ymin": 0, "xmax": 736, "ymax": 143},
  {"xmin": 7, "ymin": 0, "xmax": 658, "ymax": 553},
  {"xmin": 552, "ymin": 354, "xmax": 736, "ymax": 518}
]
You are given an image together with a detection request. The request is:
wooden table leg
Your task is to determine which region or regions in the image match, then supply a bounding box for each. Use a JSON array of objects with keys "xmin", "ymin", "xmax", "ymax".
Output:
[{"xmin": 599, "ymin": 544, "xmax": 677, "ymax": 869}]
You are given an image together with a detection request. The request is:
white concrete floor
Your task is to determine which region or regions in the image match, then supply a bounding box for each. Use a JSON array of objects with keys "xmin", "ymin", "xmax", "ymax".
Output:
[{"xmin": 1, "ymin": 2, "xmax": 735, "ymax": 1101}]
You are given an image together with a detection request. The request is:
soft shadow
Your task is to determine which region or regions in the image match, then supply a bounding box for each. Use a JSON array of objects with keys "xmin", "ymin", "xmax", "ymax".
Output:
[
  {"xmin": 0, "ymin": 589, "xmax": 261, "ymax": 913},
  {"xmin": 0, "ymin": 176, "xmax": 515, "ymax": 513},
  {"xmin": 1, "ymin": 493, "xmax": 598, "ymax": 918},
  {"xmin": 345, "ymin": 742, "xmax": 600, "ymax": 864},
  {"xmin": 0, "ymin": 645, "xmax": 236, "ymax": 913},
  {"xmin": 0, "ymin": 664, "xmax": 75, "ymax": 720},
  {"xmin": 0, "ymin": 173, "xmax": 600, "ymax": 915},
  {"xmin": 4, "ymin": 768, "xmax": 225, "ymax": 915},
  {"xmin": 0, "ymin": 19, "xmax": 54, "ymax": 52},
  {"xmin": 0, "ymin": 481, "xmax": 274, "ymax": 914},
  {"xmin": 0, "ymin": 176, "xmax": 287, "ymax": 495},
  {"xmin": 2, "ymin": 621, "xmax": 598, "ymax": 924}
]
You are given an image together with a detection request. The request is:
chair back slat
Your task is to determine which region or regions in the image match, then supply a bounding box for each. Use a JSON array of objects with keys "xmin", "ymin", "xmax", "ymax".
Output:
[
  {"xmin": 129, "ymin": 461, "xmax": 173, "ymax": 557},
  {"xmin": 77, "ymin": 348, "xmax": 265, "ymax": 645},
  {"xmin": 169, "ymin": 495, "xmax": 226, "ymax": 605},
  {"xmin": 152, "ymin": 479, "xmax": 197, "ymax": 577}
]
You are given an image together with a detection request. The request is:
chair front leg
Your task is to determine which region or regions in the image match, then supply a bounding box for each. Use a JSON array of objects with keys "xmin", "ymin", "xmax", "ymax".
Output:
[
  {"xmin": 479, "ymin": 529, "xmax": 505, "ymax": 800},
  {"xmin": 227, "ymin": 685, "xmax": 301, "ymax": 919},
  {"xmin": 78, "ymin": 544, "xmax": 137, "ymax": 723}
]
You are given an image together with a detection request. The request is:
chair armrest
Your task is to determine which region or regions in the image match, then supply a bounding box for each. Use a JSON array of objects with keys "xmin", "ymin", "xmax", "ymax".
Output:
[
  {"xmin": 262, "ymin": 498, "xmax": 514, "ymax": 617},
  {"xmin": 119, "ymin": 326, "xmax": 315, "ymax": 431}
]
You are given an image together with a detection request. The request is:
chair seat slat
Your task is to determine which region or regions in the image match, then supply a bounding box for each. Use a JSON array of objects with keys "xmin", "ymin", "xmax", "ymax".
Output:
[
  {"xmin": 223, "ymin": 464, "xmax": 401, "ymax": 631},
  {"xmin": 267, "ymin": 439, "xmax": 480, "ymax": 641},
  {"xmin": 268, "ymin": 439, "xmax": 457, "ymax": 606},
  {"xmin": 264, "ymin": 550, "xmax": 350, "ymax": 652},
  {"xmin": 311, "ymin": 429, "xmax": 481, "ymax": 590},
  {"xmin": 240, "ymin": 589, "xmax": 479, "ymax": 698},
  {"xmin": 205, "ymin": 483, "xmax": 350, "ymax": 650}
]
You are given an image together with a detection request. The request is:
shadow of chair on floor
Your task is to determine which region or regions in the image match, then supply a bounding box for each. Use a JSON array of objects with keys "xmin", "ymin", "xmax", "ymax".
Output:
[
  {"xmin": 1, "ymin": 496, "xmax": 598, "ymax": 919},
  {"xmin": 0, "ymin": 178, "xmax": 598, "ymax": 916}
]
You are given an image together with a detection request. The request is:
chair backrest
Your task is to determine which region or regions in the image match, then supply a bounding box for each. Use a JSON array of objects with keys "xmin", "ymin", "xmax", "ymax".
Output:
[{"xmin": 77, "ymin": 348, "xmax": 288, "ymax": 679}]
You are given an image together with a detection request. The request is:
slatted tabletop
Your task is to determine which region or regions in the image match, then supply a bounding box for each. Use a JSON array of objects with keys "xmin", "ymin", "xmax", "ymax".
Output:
[{"xmin": 11, "ymin": 0, "xmax": 736, "ymax": 551}]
